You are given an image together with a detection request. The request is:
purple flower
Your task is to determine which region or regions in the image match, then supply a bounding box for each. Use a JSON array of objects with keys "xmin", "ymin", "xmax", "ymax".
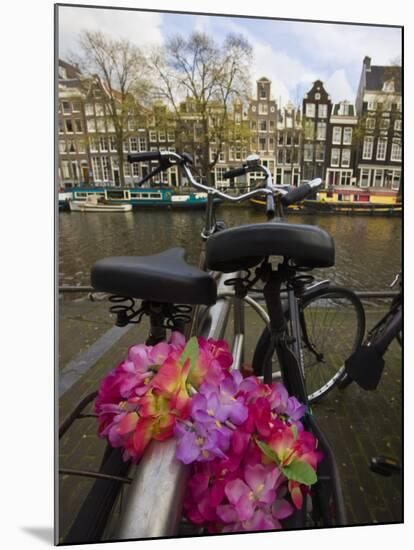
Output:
[
  {"xmin": 197, "ymin": 371, "xmax": 248, "ymax": 426},
  {"xmin": 286, "ymin": 396, "xmax": 306, "ymax": 421},
  {"xmin": 174, "ymin": 420, "xmax": 232, "ymax": 464},
  {"xmin": 268, "ymin": 382, "xmax": 289, "ymax": 414}
]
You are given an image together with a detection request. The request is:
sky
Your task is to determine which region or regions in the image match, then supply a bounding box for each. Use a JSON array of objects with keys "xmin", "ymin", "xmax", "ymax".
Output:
[{"xmin": 58, "ymin": 5, "xmax": 402, "ymax": 106}]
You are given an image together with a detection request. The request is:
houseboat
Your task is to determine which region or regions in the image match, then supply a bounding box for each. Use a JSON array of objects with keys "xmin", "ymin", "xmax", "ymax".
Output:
[
  {"xmin": 60, "ymin": 187, "xmax": 214, "ymax": 209},
  {"xmin": 303, "ymin": 188, "xmax": 401, "ymax": 216}
]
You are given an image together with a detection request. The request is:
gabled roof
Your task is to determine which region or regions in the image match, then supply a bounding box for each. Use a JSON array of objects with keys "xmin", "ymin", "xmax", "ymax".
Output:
[
  {"xmin": 365, "ymin": 65, "xmax": 401, "ymax": 93},
  {"xmin": 257, "ymin": 77, "xmax": 271, "ymax": 83}
]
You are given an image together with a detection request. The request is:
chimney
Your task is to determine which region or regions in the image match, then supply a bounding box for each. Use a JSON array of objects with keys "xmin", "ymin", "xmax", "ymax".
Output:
[{"xmin": 363, "ymin": 56, "xmax": 371, "ymax": 71}]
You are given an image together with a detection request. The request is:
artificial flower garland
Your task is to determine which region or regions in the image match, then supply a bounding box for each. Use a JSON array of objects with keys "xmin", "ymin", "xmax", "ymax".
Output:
[{"xmin": 95, "ymin": 332, "xmax": 322, "ymax": 533}]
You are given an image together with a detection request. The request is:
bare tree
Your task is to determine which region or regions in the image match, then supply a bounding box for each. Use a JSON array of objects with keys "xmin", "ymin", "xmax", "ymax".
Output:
[
  {"xmin": 73, "ymin": 31, "xmax": 151, "ymax": 186},
  {"xmin": 149, "ymin": 32, "xmax": 253, "ymax": 185}
]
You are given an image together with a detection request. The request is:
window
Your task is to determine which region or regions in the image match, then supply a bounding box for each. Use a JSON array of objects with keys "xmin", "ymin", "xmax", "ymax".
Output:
[
  {"xmin": 315, "ymin": 144, "xmax": 325, "ymax": 162},
  {"xmin": 59, "ymin": 119, "xmax": 64, "ymax": 133},
  {"xmin": 304, "ymin": 144, "xmax": 313, "ymax": 161},
  {"xmin": 90, "ymin": 139, "xmax": 98, "ymax": 152},
  {"xmin": 109, "ymin": 137, "xmax": 117, "ymax": 152},
  {"xmin": 87, "ymin": 119, "xmax": 96, "ymax": 133},
  {"xmin": 341, "ymin": 149, "xmax": 351, "ymax": 167},
  {"xmin": 72, "ymin": 101, "xmax": 81, "ymax": 113},
  {"xmin": 340, "ymin": 171, "xmax": 352, "ymax": 186},
  {"xmin": 331, "ymin": 148, "xmax": 340, "ymax": 167},
  {"xmin": 380, "ymin": 119, "xmax": 390, "ymax": 130},
  {"xmin": 96, "ymin": 119, "xmax": 105, "ymax": 132},
  {"xmin": 277, "ymin": 133, "xmax": 284, "ymax": 146},
  {"xmin": 130, "ymin": 137, "xmax": 138, "ymax": 152},
  {"xmin": 315, "ymin": 93, "xmax": 321, "ymax": 100},
  {"xmin": 338, "ymin": 103, "xmax": 349, "ymax": 116},
  {"xmin": 59, "ymin": 140, "xmax": 66, "ymax": 154},
  {"xmin": 394, "ymin": 119, "xmax": 402, "ymax": 131},
  {"xmin": 159, "ymin": 131, "xmax": 166, "ymax": 142},
  {"xmin": 367, "ymin": 100, "xmax": 377, "ymax": 111},
  {"xmin": 215, "ymin": 166, "xmax": 227, "ymax": 183},
  {"xmin": 366, "ymin": 118, "xmax": 375, "ymax": 129},
  {"xmin": 65, "ymin": 119, "xmax": 73, "ymax": 133},
  {"xmin": 78, "ymin": 140, "xmax": 86, "ymax": 153},
  {"xmin": 167, "ymin": 131, "xmax": 175, "ymax": 141},
  {"xmin": 62, "ymin": 161, "xmax": 70, "ymax": 178},
  {"xmin": 67, "ymin": 140, "xmax": 76, "ymax": 153},
  {"xmin": 259, "ymin": 120, "xmax": 267, "ymax": 132},
  {"xmin": 259, "ymin": 87, "xmax": 267, "ymax": 99},
  {"xmin": 277, "ymin": 149, "xmax": 284, "ymax": 164},
  {"xmin": 62, "ymin": 101, "xmax": 71, "ymax": 114},
  {"xmin": 318, "ymin": 104, "xmax": 327, "ymax": 118},
  {"xmin": 259, "ymin": 138, "xmax": 266, "ymax": 151},
  {"xmin": 286, "ymin": 116, "xmax": 293, "ymax": 129},
  {"xmin": 332, "ymin": 127, "xmax": 342, "ymax": 144},
  {"xmin": 306, "ymin": 103, "xmax": 315, "ymax": 117},
  {"xmin": 149, "ymin": 130, "xmax": 157, "ymax": 142},
  {"xmin": 251, "ymin": 120, "xmax": 257, "ymax": 130},
  {"xmin": 269, "ymin": 137, "xmax": 274, "ymax": 151},
  {"xmin": 123, "ymin": 141, "xmax": 129, "ymax": 153},
  {"xmin": 74, "ymin": 119, "xmax": 82, "ymax": 133},
  {"xmin": 269, "ymin": 120, "xmax": 275, "ymax": 131},
  {"xmin": 286, "ymin": 134, "xmax": 292, "ymax": 146},
  {"xmin": 376, "ymin": 138, "xmax": 387, "ymax": 161},
  {"xmin": 95, "ymin": 104, "xmax": 104, "ymax": 116},
  {"xmin": 132, "ymin": 163, "xmax": 140, "ymax": 177},
  {"xmin": 92, "ymin": 156, "xmax": 103, "ymax": 180},
  {"xmin": 391, "ymin": 170, "xmax": 401, "ymax": 190},
  {"xmin": 102, "ymin": 157, "xmax": 110, "ymax": 181},
  {"xmin": 317, "ymin": 122, "xmax": 326, "ymax": 140},
  {"xmin": 374, "ymin": 169, "xmax": 384, "ymax": 187},
  {"xmin": 259, "ymin": 103, "xmax": 268, "ymax": 115},
  {"xmin": 343, "ymin": 127, "xmax": 352, "ymax": 145},
  {"xmin": 85, "ymin": 103, "xmax": 94, "ymax": 116},
  {"xmin": 362, "ymin": 136, "xmax": 374, "ymax": 159},
  {"xmin": 235, "ymin": 113, "xmax": 241, "ymax": 124},
  {"xmin": 124, "ymin": 162, "xmax": 131, "ymax": 177},
  {"xmin": 252, "ymin": 106, "xmax": 256, "ymax": 112},
  {"xmin": 218, "ymin": 151, "xmax": 225, "ymax": 163},
  {"xmin": 391, "ymin": 139, "xmax": 402, "ymax": 161},
  {"xmin": 139, "ymin": 137, "xmax": 147, "ymax": 151},
  {"xmin": 360, "ymin": 168, "xmax": 370, "ymax": 187},
  {"xmin": 99, "ymin": 137, "xmax": 108, "ymax": 152},
  {"xmin": 107, "ymin": 120, "xmax": 115, "ymax": 132}
]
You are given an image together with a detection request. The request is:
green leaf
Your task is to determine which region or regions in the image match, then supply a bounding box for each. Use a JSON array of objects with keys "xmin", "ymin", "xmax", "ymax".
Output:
[
  {"xmin": 282, "ymin": 460, "xmax": 317, "ymax": 486},
  {"xmin": 179, "ymin": 336, "xmax": 199, "ymax": 374},
  {"xmin": 291, "ymin": 424, "xmax": 298, "ymax": 441},
  {"xmin": 255, "ymin": 439, "xmax": 280, "ymax": 465}
]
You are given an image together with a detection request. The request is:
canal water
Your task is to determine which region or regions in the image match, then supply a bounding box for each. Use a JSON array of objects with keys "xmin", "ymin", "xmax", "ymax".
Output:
[{"xmin": 59, "ymin": 207, "xmax": 401, "ymax": 293}]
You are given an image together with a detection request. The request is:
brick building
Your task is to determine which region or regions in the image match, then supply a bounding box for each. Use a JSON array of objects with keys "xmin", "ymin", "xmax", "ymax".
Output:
[
  {"xmin": 355, "ymin": 56, "xmax": 402, "ymax": 193},
  {"xmin": 302, "ymin": 80, "xmax": 332, "ymax": 181}
]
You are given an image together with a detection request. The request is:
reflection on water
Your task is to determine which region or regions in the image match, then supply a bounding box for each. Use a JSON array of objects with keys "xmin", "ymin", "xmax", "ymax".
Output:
[{"xmin": 59, "ymin": 207, "xmax": 401, "ymax": 292}]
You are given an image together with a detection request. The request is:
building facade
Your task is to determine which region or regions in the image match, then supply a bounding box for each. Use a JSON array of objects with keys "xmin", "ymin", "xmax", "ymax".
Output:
[
  {"xmin": 58, "ymin": 58, "xmax": 402, "ymax": 197},
  {"xmin": 302, "ymin": 80, "xmax": 332, "ymax": 181},
  {"xmin": 355, "ymin": 56, "xmax": 402, "ymax": 194},
  {"xmin": 276, "ymin": 101, "xmax": 302, "ymax": 186},
  {"xmin": 325, "ymin": 101, "xmax": 358, "ymax": 190}
]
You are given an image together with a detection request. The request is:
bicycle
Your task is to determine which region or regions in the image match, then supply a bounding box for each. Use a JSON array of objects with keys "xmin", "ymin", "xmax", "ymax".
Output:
[
  {"xmin": 60, "ymin": 151, "xmax": 347, "ymax": 543},
  {"xmin": 339, "ymin": 272, "xmax": 402, "ymax": 391}
]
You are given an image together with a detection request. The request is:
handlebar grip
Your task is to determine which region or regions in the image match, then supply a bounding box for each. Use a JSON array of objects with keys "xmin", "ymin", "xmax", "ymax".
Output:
[
  {"xmin": 266, "ymin": 193, "xmax": 275, "ymax": 217},
  {"xmin": 281, "ymin": 183, "xmax": 313, "ymax": 206},
  {"xmin": 127, "ymin": 151, "xmax": 162, "ymax": 163},
  {"xmin": 223, "ymin": 166, "xmax": 247, "ymax": 179}
]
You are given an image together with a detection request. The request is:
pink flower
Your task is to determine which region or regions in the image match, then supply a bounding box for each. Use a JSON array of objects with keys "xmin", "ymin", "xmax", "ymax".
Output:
[{"xmin": 217, "ymin": 464, "xmax": 281, "ymax": 523}]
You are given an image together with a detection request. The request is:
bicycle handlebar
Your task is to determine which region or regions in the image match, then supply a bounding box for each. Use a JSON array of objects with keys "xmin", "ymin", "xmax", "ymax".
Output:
[
  {"xmin": 281, "ymin": 179, "xmax": 322, "ymax": 206},
  {"xmin": 129, "ymin": 150, "xmax": 322, "ymax": 207},
  {"xmin": 127, "ymin": 151, "xmax": 162, "ymax": 163}
]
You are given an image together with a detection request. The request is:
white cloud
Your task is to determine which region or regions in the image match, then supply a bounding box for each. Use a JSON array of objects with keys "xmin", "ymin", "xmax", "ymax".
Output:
[
  {"xmin": 58, "ymin": 6, "xmax": 164, "ymax": 57},
  {"xmin": 324, "ymin": 69, "xmax": 355, "ymax": 103},
  {"xmin": 289, "ymin": 21, "xmax": 401, "ymax": 66}
]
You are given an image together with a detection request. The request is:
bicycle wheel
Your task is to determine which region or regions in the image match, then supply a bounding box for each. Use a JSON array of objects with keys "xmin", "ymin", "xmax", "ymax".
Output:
[{"xmin": 252, "ymin": 286, "xmax": 365, "ymax": 403}]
